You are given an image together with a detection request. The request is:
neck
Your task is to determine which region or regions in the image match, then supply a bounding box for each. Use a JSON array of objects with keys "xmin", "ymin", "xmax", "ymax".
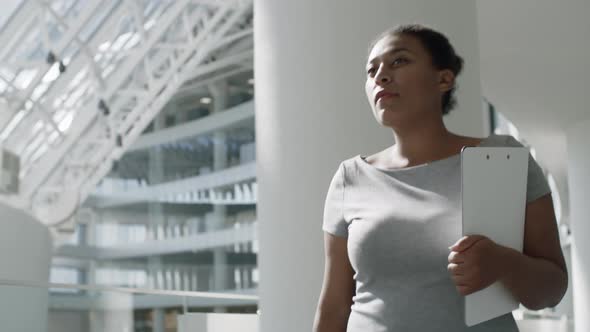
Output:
[{"xmin": 390, "ymin": 116, "xmax": 459, "ymax": 164}]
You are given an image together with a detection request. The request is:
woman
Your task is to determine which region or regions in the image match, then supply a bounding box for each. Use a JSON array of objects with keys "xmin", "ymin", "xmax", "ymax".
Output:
[{"xmin": 313, "ymin": 24, "xmax": 568, "ymax": 331}]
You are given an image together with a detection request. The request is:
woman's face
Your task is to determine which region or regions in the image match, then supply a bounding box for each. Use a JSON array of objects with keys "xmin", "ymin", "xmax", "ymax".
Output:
[{"xmin": 365, "ymin": 33, "xmax": 451, "ymax": 127}]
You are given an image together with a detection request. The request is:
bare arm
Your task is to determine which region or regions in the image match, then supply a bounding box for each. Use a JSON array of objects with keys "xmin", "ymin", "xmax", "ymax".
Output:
[
  {"xmin": 313, "ymin": 232, "xmax": 355, "ymax": 332},
  {"xmin": 499, "ymin": 194, "xmax": 568, "ymax": 310}
]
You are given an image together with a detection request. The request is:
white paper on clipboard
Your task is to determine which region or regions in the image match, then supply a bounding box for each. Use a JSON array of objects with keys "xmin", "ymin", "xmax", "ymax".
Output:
[{"xmin": 460, "ymin": 146, "xmax": 529, "ymax": 327}]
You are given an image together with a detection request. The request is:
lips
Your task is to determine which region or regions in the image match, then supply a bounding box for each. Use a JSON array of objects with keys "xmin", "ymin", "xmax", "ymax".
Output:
[{"xmin": 375, "ymin": 90, "xmax": 399, "ymax": 103}]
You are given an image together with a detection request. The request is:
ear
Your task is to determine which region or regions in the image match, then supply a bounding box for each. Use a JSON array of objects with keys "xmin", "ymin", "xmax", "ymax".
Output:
[{"xmin": 438, "ymin": 69, "xmax": 455, "ymax": 93}]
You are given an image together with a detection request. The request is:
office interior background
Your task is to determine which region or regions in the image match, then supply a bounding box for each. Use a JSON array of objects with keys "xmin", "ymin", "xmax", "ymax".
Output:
[{"xmin": 0, "ymin": 1, "xmax": 587, "ymax": 331}]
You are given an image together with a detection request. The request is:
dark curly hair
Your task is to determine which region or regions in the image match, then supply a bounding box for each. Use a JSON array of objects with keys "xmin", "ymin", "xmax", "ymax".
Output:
[{"xmin": 368, "ymin": 24, "xmax": 464, "ymax": 116}]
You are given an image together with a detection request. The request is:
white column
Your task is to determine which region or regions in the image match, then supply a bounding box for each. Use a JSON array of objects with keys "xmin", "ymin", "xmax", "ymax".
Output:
[
  {"xmin": 90, "ymin": 292, "xmax": 133, "ymax": 332},
  {"xmin": 210, "ymin": 81, "xmax": 229, "ymax": 313},
  {"xmin": 254, "ymin": 1, "xmax": 484, "ymax": 331},
  {"xmin": 566, "ymin": 118, "xmax": 590, "ymax": 332},
  {"xmin": 148, "ymin": 256, "xmax": 165, "ymax": 332},
  {"xmin": 153, "ymin": 307, "xmax": 165, "ymax": 332},
  {"xmin": 0, "ymin": 204, "xmax": 52, "ymax": 332},
  {"xmin": 148, "ymin": 113, "xmax": 167, "ymax": 332}
]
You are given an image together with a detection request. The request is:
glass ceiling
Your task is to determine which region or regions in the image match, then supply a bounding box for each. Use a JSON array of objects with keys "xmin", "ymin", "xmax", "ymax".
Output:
[
  {"xmin": 0, "ymin": 0, "xmax": 174, "ymax": 175},
  {"xmin": 0, "ymin": 0, "xmax": 253, "ymax": 223}
]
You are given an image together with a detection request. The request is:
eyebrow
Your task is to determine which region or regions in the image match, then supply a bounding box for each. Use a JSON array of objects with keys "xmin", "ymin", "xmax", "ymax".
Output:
[{"xmin": 367, "ymin": 48, "xmax": 412, "ymax": 67}]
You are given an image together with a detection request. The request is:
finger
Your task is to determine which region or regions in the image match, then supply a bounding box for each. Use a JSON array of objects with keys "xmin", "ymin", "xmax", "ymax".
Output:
[
  {"xmin": 449, "ymin": 235, "xmax": 481, "ymax": 251},
  {"xmin": 449, "ymin": 236, "xmax": 468, "ymax": 250},
  {"xmin": 447, "ymin": 263, "xmax": 464, "ymax": 275},
  {"xmin": 451, "ymin": 274, "xmax": 469, "ymax": 285},
  {"xmin": 450, "ymin": 235, "xmax": 486, "ymax": 252},
  {"xmin": 456, "ymin": 285, "xmax": 472, "ymax": 296},
  {"xmin": 447, "ymin": 251, "xmax": 465, "ymax": 264}
]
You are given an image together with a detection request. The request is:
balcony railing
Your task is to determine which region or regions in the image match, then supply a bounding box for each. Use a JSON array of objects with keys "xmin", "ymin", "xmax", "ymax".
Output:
[{"xmin": 0, "ymin": 278, "xmax": 259, "ymax": 332}]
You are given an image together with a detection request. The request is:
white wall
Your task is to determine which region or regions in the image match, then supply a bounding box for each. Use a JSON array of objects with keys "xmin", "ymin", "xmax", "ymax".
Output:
[
  {"xmin": 476, "ymin": 1, "xmax": 590, "ymax": 225},
  {"xmin": 178, "ymin": 313, "xmax": 258, "ymax": 332},
  {"xmin": 0, "ymin": 203, "xmax": 52, "ymax": 332},
  {"xmin": 254, "ymin": 1, "xmax": 485, "ymax": 331},
  {"xmin": 566, "ymin": 118, "xmax": 590, "ymax": 332}
]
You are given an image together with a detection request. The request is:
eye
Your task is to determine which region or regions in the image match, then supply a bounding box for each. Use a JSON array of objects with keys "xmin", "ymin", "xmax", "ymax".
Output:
[
  {"xmin": 392, "ymin": 57, "xmax": 408, "ymax": 66},
  {"xmin": 367, "ymin": 67, "xmax": 376, "ymax": 76}
]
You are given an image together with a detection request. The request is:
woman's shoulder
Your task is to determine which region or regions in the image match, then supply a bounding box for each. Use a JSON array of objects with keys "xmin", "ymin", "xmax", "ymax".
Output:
[
  {"xmin": 358, "ymin": 146, "xmax": 393, "ymax": 166},
  {"xmin": 484, "ymin": 133, "xmax": 522, "ymax": 147}
]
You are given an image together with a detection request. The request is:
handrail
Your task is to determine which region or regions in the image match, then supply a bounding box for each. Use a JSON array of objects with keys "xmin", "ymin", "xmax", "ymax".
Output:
[{"xmin": 0, "ymin": 278, "xmax": 258, "ymax": 301}]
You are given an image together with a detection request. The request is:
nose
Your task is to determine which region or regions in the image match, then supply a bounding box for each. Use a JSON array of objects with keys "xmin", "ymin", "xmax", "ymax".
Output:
[{"xmin": 374, "ymin": 67, "xmax": 391, "ymax": 85}]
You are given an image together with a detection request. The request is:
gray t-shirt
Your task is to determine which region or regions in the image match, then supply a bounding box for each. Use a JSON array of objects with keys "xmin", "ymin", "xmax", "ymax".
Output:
[{"xmin": 322, "ymin": 134, "xmax": 552, "ymax": 331}]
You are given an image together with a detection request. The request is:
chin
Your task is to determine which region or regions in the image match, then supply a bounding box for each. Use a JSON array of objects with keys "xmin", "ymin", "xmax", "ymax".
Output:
[
  {"xmin": 380, "ymin": 106, "xmax": 402, "ymax": 116},
  {"xmin": 377, "ymin": 109, "xmax": 404, "ymax": 127}
]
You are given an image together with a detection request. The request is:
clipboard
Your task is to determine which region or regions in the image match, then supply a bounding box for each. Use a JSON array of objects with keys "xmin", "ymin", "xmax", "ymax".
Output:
[{"xmin": 460, "ymin": 146, "xmax": 529, "ymax": 327}]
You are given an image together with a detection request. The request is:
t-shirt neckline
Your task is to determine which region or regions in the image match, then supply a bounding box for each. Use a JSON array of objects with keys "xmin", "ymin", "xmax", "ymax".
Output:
[{"xmin": 358, "ymin": 134, "xmax": 496, "ymax": 173}]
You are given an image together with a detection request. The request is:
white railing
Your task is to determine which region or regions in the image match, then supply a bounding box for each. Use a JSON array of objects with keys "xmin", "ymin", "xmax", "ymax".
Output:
[{"xmin": 0, "ymin": 278, "xmax": 259, "ymax": 332}]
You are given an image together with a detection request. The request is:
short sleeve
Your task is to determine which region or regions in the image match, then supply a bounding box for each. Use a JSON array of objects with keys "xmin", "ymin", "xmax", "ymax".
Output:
[
  {"xmin": 322, "ymin": 162, "xmax": 348, "ymax": 238},
  {"xmin": 504, "ymin": 135, "xmax": 552, "ymax": 202}
]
